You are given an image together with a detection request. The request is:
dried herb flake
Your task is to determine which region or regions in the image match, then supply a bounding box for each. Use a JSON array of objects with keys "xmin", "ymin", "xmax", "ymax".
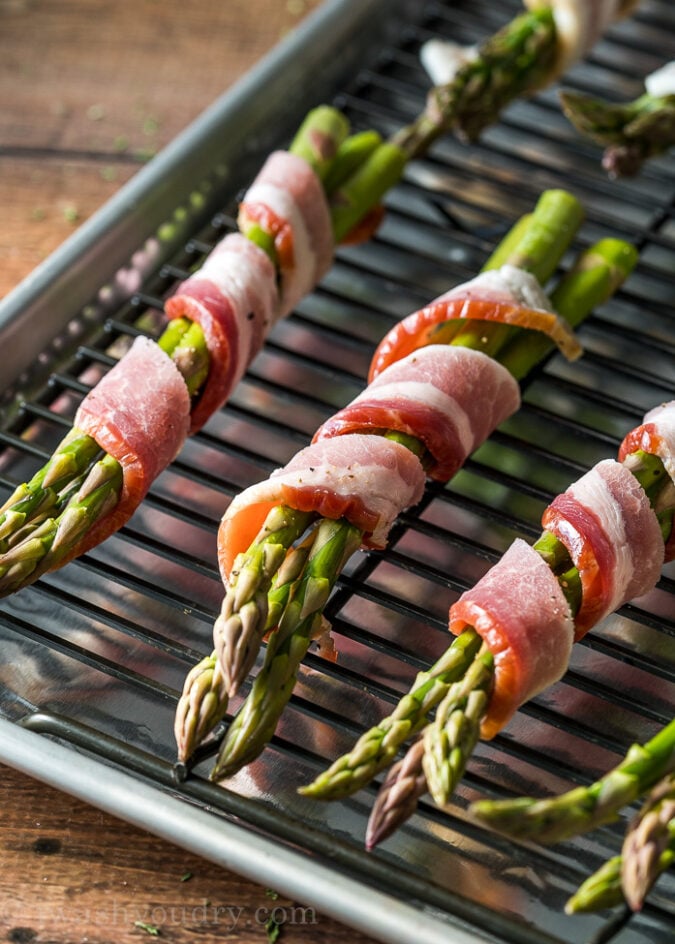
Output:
[{"xmin": 134, "ymin": 921, "xmax": 160, "ymax": 937}]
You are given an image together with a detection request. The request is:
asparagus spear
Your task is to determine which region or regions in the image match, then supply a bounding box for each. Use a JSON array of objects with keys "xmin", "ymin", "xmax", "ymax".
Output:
[
  {"xmin": 469, "ymin": 718, "xmax": 675, "ymax": 844},
  {"xmin": 0, "ymin": 429, "xmax": 102, "ymax": 551},
  {"xmin": 560, "ymin": 88, "xmax": 675, "ymax": 178},
  {"xmin": 565, "ymin": 856, "xmax": 628, "ymax": 913},
  {"xmin": 213, "ymin": 505, "xmax": 316, "ymax": 696},
  {"xmin": 174, "ymin": 650, "xmax": 230, "ymax": 765},
  {"xmin": 422, "ymin": 649, "xmax": 494, "ymax": 808},
  {"xmin": 297, "ymin": 630, "xmax": 484, "ymax": 799},
  {"xmin": 621, "ymin": 771, "xmax": 675, "ymax": 911},
  {"xmin": 174, "ymin": 510, "xmax": 319, "ymax": 765},
  {"xmin": 365, "ymin": 737, "xmax": 428, "ymax": 851},
  {"xmin": 0, "ymin": 454, "xmax": 123, "ymax": 592},
  {"xmin": 393, "ymin": 8, "xmax": 558, "ymax": 155}
]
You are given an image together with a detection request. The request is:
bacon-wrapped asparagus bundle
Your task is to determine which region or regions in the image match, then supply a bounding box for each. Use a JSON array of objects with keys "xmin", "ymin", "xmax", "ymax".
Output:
[
  {"xmin": 172, "ymin": 190, "xmax": 638, "ymax": 776},
  {"xmin": 560, "ymin": 61, "xmax": 675, "ymax": 177},
  {"xmin": 311, "ymin": 400, "xmax": 673, "ymax": 854},
  {"xmin": 0, "ymin": 105, "xmax": 357, "ymax": 593},
  {"xmin": 1, "ymin": 2, "xmax": 642, "ymax": 596}
]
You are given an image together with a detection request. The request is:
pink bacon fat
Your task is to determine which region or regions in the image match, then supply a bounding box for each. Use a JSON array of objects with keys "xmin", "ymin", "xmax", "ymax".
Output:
[
  {"xmin": 165, "ymin": 233, "xmax": 278, "ymax": 433},
  {"xmin": 64, "ymin": 335, "xmax": 192, "ymax": 564},
  {"xmin": 449, "ymin": 538, "xmax": 575, "ymax": 739},
  {"xmin": 542, "ymin": 458, "xmax": 664, "ymax": 640},
  {"xmin": 314, "ymin": 345, "xmax": 521, "ymax": 482},
  {"xmin": 618, "ymin": 400, "xmax": 675, "ymax": 561},
  {"xmin": 217, "ymin": 434, "xmax": 426, "ymax": 584},
  {"xmin": 238, "ymin": 150, "xmax": 334, "ymax": 321}
]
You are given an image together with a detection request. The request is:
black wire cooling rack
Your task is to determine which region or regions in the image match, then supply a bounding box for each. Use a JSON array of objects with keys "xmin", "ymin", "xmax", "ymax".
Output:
[{"xmin": 0, "ymin": 2, "xmax": 673, "ymax": 942}]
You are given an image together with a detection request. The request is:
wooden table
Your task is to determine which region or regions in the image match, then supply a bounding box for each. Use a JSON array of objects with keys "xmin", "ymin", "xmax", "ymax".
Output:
[{"xmin": 0, "ymin": 3, "xmax": 379, "ymax": 941}]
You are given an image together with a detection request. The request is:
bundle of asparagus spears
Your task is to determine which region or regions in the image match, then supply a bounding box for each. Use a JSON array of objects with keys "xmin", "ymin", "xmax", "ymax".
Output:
[
  {"xmin": 561, "ymin": 60, "xmax": 675, "ymax": 177},
  {"xmin": 471, "ymin": 719, "xmax": 675, "ymax": 913}
]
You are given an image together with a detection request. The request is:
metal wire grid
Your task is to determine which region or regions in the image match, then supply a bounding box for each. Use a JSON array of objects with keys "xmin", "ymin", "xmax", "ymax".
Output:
[{"xmin": 0, "ymin": 1, "xmax": 674, "ymax": 942}]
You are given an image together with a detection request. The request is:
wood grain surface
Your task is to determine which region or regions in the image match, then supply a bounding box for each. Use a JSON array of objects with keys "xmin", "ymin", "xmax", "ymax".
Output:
[
  {"xmin": 0, "ymin": 2, "xmax": 380, "ymax": 941},
  {"xmin": 0, "ymin": 0, "xmax": 322, "ymax": 299}
]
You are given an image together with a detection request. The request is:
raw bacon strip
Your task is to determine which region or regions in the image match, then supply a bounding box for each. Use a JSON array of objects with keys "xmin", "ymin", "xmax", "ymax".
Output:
[
  {"xmin": 66, "ymin": 335, "xmax": 192, "ymax": 561},
  {"xmin": 369, "ymin": 265, "xmax": 581, "ymax": 380},
  {"xmin": 542, "ymin": 459, "xmax": 664, "ymax": 639},
  {"xmin": 217, "ymin": 435, "xmax": 425, "ymax": 583},
  {"xmin": 449, "ymin": 538, "xmax": 575, "ymax": 740},
  {"xmin": 618, "ymin": 400, "xmax": 675, "ymax": 489},
  {"xmin": 314, "ymin": 345, "xmax": 521, "ymax": 482},
  {"xmin": 238, "ymin": 150, "xmax": 334, "ymax": 321},
  {"xmin": 618, "ymin": 400, "xmax": 675, "ymax": 561},
  {"xmin": 165, "ymin": 233, "xmax": 278, "ymax": 433}
]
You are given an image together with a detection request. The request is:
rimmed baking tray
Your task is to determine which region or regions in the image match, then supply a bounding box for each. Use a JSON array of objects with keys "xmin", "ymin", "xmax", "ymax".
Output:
[{"xmin": 1, "ymin": 1, "xmax": 674, "ymax": 942}]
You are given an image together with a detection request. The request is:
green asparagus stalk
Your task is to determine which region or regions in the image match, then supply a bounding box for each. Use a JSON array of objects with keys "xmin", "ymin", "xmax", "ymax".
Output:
[
  {"xmin": 0, "ymin": 454, "xmax": 123, "ymax": 592},
  {"xmin": 560, "ymin": 88, "xmax": 675, "ymax": 178},
  {"xmin": 174, "ymin": 524, "xmax": 318, "ymax": 765},
  {"xmin": 174, "ymin": 650, "xmax": 229, "ymax": 765},
  {"xmin": 564, "ymin": 856, "xmax": 627, "ymax": 913},
  {"xmin": 329, "ymin": 141, "xmax": 408, "ymax": 244},
  {"xmin": 469, "ymin": 719, "xmax": 675, "ymax": 844},
  {"xmin": 321, "ymin": 130, "xmax": 383, "ymax": 196},
  {"xmin": 0, "ymin": 429, "xmax": 103, "ymax": 552},
  {"xmin": 621, "ymin": 771, "xmax": 675, "ymax": 911},
  {"xmin": 499, "ymin": 237, "xmax": 638, "ymax": 379},
  {"xmin": 287, "ymin": 105, "xmax": 351, "ymax": 182},
  {"xmin": 212, "ymin": 505, "xmax": 315, "ymax": 697},
  {"xmin": 365, "ymin": 737, "xmax": 427, "ymax": 851},
  {"xmin": 565, "ymin": 772, "xmax": 675, "ymax": 915},
  {"xmin": 157, "ymin": 317, "xmax": 210, "ymax": 396},
  {"xmin": 422, "ymin": 649, "xmax": 494, "ymax": 808}
]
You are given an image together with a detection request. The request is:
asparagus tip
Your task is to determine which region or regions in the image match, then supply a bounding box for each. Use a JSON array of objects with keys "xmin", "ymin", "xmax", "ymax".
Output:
[{"xmin": 172, "ymin": 761, "xmax": 189, "ymax": 784}]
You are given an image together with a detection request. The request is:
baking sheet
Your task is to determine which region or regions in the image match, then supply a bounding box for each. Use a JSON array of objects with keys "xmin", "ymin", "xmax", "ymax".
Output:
[{"xmin": 1, "ymin": 1, "xmax": 674, "ymax": 942}]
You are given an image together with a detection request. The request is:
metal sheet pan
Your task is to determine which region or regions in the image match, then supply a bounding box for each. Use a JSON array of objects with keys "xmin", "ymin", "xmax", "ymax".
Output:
[{"xmin": 1, "ymin": 1, "xmax": 674, "ymax": 942}]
